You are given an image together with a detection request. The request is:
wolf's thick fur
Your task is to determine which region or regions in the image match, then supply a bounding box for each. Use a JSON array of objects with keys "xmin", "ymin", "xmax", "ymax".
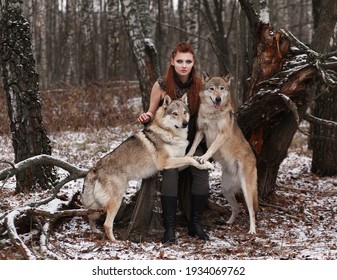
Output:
[
  {"xmin": 82, "ymin": 95, "xmax": 213, "ymax": 241},
  {"xmin": 187, "ymin": 73, "xmax": 258, "ymax": 234}
]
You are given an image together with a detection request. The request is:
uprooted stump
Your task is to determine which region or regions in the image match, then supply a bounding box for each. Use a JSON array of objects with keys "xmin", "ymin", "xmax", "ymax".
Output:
[
  {"xmin": 237, "ymin": 65, "xmax": 316, "ymax": 198},
  {"xmin": 237, "ymin": 26, "xmax": 337, "ymax": 198}
]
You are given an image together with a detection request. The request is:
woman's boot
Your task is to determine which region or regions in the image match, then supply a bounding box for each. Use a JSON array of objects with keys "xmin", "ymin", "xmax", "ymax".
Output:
[
  {"xmin": 188, "ymin": 194, "xmax": 209, "ymax": 240},
  {"xmin": 161, "ymin": 195, "xmax": 177, "ymax": 244}
]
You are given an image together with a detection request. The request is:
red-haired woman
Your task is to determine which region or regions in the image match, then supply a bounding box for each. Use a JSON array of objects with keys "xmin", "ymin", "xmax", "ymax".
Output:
[{"xmin": 138, "ymin": 42, "xmax": 209, "ymax": 243}]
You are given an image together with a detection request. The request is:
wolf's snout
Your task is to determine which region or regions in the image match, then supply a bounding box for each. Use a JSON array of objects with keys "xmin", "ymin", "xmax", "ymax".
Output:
[
  {"xmin": 182, "ymin": 121, "xmax": 188, "ymax": 128},
  {"xmin": 215, "ymin": 96, "xmax": 222, "ymax": 103}
]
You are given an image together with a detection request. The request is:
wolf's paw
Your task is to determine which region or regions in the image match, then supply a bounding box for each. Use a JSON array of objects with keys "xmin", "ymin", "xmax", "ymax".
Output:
[
  {"xmin": 196, "ymin": 159, "xmax": 214, "ymax": 170},
  {"xmin": 193, "ymin": 156, "xmax": 205, "ymax": 164},
  {"xmin": 204, "ymin": 160, "xmax": 214, "ymax": 170}
]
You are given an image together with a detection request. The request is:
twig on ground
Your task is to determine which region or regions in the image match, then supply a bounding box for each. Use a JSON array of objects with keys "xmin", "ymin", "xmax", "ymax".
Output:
[{"xmin": 259, "ymin": 200, "xmax": 311, "ymax": 223}]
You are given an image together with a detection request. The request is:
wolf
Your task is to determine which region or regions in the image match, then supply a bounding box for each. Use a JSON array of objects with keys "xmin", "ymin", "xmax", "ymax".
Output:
[
  {"xmin": 186, "ymin": 72, "xmax": 258, "ymax": 234},
  {"xmin": 82, "ymin": 94, "xmax": 213, "ymax": 241}
]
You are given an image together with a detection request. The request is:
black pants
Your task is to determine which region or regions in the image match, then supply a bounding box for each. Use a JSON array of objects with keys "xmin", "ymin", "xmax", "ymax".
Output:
[{"xmin": 161, "ymin": 146, "xmax": 209, "ymax": 196}]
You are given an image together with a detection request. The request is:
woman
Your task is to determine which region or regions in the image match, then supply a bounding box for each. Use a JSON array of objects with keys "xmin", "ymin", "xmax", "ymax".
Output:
[{"xmin": 138, "ymin": 42, "xmax": 209, "ymax": 243}]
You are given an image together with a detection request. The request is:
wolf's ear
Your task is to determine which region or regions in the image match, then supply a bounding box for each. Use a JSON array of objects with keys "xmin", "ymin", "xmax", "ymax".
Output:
[
  {"xmin": 180, "ymin": 93, "xmax": 188, "ymax": 106},
  {"xmin": 223, "ymin": 73, "xmax": 233, "ymax": 85},
  {"xmin": 163, "ymin": 94, "xmax": 172, "ymax": 108},
  {"xmin": 201, "ymin": 71, "xmax": 211, "ymax": 83}
]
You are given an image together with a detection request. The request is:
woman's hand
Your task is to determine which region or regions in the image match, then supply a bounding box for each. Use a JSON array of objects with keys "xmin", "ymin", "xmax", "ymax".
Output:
[{"xmin": 138, "ymin": 112, "xmax": 153, "ymax": 124}]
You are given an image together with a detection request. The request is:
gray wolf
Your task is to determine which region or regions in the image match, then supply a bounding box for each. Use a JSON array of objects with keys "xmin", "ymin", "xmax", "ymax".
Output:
[
  {"xmin": 186, "ymin": 72, "xmax": 258, "ymax": 234},
  {"xmin": 82, "ymin": 94, "xmax": 213, "ymax": 241}
]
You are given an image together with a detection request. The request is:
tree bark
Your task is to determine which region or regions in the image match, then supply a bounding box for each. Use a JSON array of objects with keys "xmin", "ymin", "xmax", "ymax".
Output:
[
  {"xmin": 120, "ymin": 0, "xmax": 160, "ymax": 111},
  {"xmin": 310, "ymin": 0, "xmax": 337, "ymax": 176},
  {"xmin": 238, "ymin": 0, "xmax": 318, "ymax": 197},
  {"xmin": 0, "ymin": 0, "xmax": 57, "ymax": 192},
  {"xmin": 202, "ymin": 0, "xmax": 232, "ymax": 75},
  {"xmin": 237, "ymin": 65, "xmax": 316, "ymax": 198},
  {"xmin": 119, "ymin": 0, "xmax": 161, "ymax": 239}
]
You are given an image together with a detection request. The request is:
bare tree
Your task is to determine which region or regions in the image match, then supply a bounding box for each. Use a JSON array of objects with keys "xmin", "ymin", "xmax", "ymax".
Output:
[
  {"xmin": 0, "ymin": 0, "xmax": 57, "ymax": 192},
  {"xmin": 186, "ymin": 0, "xmax": 200, "ymax": 52},
  {"xmin": 119, "ymin": 0, "xmax": 161, "ymax": 238},
  {"xmin": 202, "ymin": 0, "xmax": 234, "ymax": 75},
  {"xmin": 106, "ymin": 0, "xmax": 121, "ymax": 79},
  {"xmin": 63, "ymin": 0, "xmax": 78, "ymax": 84},
  {"xmin": 79, "ymin": 0, "xmax": 96, "ymax": 84},
  {"xmin": 309, "ymin": 0, "xmax": 337, "ymax": 176},
  {"xmin": 120, "ymin": 0, "xmax": 160, "ymax": 111}
]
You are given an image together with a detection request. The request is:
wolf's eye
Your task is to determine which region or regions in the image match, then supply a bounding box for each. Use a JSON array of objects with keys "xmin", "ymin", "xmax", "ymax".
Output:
[
  {"xmin": 220, "ymin": 86, "xmax": 225, "ymax": 90},
  {"xmin": 209, "ymin": 86, "xmax": 215, "ymax": 91},
  {"xmin": 172, "ymin": 112, "xmax": 178, "ymax": 116}
]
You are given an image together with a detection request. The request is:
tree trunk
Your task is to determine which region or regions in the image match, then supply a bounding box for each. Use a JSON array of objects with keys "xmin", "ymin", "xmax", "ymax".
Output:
[
  {"xmin": 0, "ymin": 0, "xmax": 56, "ymax": 192},
  {"xmin": 186, "ymin": 0, "xmax": 200, "ymax": 53},
  {"xmin": 202, "ymin": 0, "xmax": 232, "ymax": 75},
  {"xmin": 79, "ymin": 0, "xmax": 96, "ymax": 84},
  {"xmin": 310, "ymin": 0, "xmax": 337, "ymax": 176},
  {"xmin": 237, "ymin": 65, "xmax": 316, "ymax": 198},
  {"xmin": 119, "ymin": 0, "xmax": 161, "ymax": 239},
  {"xmin": 121, "ymin": 0, "xmax": 160, "ymax": 111},
  {"xmin": 106, "ymin": 0, "xmax": 121, "ymax": 80}
]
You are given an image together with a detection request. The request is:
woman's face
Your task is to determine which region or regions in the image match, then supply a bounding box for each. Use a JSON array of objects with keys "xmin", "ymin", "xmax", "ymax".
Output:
[{"xmin": 171, "ymin": 51, "xmax": 194, "ymax": 81}]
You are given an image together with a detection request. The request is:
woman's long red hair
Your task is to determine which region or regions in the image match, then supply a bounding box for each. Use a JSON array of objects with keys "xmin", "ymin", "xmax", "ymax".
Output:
[{"xmin": 165, "ymin": 42, "xmax": 201, "ymax": 116}]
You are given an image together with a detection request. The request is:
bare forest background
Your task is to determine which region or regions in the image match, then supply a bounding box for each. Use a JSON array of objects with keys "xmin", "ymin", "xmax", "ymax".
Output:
[
  {"xmin": 1, "ymin": 0, "xmax": 336, "ymax": 191},
  {"xmin": 20, "ymin": 0, "xmax": 313, "ymax": 92}
]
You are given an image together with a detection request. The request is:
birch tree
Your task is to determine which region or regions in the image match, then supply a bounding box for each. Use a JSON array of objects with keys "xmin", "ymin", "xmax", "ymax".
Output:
[
  {"xmin": 186, "ymin": 0, "xmax": 200, "ymax": 52},
  {"xmin": 79, "ymin": 0, "xmax": 96, "ymax": 84},
  {"xmin": 120, "ymin": 0, "xmax": 159, "ymax": 110},
  {"xmin": 0, "ymin": 0, "xmax": 56, "ymax": 192},
  {"xmin": 64, "ymin": 0, "xmax": 77, "ymax": 84},
  {"xmin": 119, "ymin": 0, "xmax": 161, "ymax": 239}
]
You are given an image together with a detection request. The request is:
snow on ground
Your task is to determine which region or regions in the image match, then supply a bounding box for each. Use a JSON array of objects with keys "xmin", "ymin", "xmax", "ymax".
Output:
[{"xmin": 1, "ymin": 125, "xmax": 337, "ymax": 260}]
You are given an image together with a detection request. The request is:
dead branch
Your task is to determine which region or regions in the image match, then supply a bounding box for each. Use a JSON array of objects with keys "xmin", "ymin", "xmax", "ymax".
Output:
[
  {"xmin": 278, "ymin": 185, "xmax": 337, "ymax": 197},
  {"xmin": 40, "ymin": 221, "xmax": 60, "ymax": 259},
  {"xmin": 281, "ymin": 28, "xmax": 319, "ymax": 57},
  {"xmin": 0, "ymin": 154, "xmax": 88, "ymax": 207},
  {"xmin": 3, "ymin": 205, "xmax": 103, "ymax": 260},
  {"xmin": 259, "ymin": 200, "xmax": 311, "ymax": 223},
  {"xmin": 281, "ymin": 27, "xmax": 337, "ymax": 86},
  {"xmin": 0, "ymin": 154, "xmax": 88, "ymax": 182},
  {"xmin": 29, "ymin": 208, "xmax": 104, "ymax": 219},
  {"xmin": 304, "ymin": 112, "xmax": 337, "ymax": 129},
  {"xmin": 278, "ymin": 93, "xmax": 300, "ymax": 125},
  {"xmin": 0, "ymin": 155, "xmax": 93, "ymax": 259},
  {"xmin": 36, "ymin": 208, "xmax": 104, "ymax": 259},
  {"xmin": 4, "ymin": 206, "xmax": 37, "ymax": 260},
  {"xmin": 29, "ymin": 173, "xmax": 83, "ymax": 208}
]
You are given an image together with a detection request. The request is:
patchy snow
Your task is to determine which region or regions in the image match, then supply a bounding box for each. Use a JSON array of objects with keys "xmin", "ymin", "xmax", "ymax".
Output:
[{"xmin": 1, "ymin": 125, "xmax": 337, "ymax": 261}]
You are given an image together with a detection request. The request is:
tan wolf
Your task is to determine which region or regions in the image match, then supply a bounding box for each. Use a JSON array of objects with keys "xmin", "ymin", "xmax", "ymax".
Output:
[
  {"xmin": 82, "ymin": 94, "xmax": 213, "ymax": 241},
  {"xmin": 187, "ymin": 73, "xmax": 258, "ymax": 234}
]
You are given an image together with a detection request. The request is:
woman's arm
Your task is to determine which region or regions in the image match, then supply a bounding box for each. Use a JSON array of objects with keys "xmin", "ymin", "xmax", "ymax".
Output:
[{"xmin": 138, "ymin": 81, "xmax": 165, "ymax": 124}]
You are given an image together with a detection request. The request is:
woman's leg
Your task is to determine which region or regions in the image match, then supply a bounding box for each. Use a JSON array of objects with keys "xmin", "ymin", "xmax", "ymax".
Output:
[
  {"xmin": 188, "ymin": 146, "xmax": 210, "ymax": 240},
  {"xmin": 160, "ymin": 169, "xmax": 179, "ymax": 243}
]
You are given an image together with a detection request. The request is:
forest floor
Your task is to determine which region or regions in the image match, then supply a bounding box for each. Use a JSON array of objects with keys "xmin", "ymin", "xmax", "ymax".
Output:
[{"xmin": 0, "ymin": 85, "xmax": 337, "ymax": 260}]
